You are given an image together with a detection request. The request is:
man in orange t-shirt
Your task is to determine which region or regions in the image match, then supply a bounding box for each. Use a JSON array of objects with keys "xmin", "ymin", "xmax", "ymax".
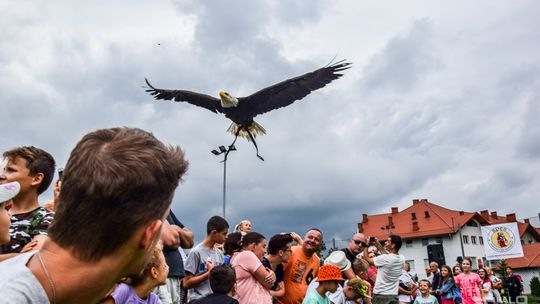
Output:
[{"xmin": 279, "ymin": 228, "xmax": 323, "ymax": 304}]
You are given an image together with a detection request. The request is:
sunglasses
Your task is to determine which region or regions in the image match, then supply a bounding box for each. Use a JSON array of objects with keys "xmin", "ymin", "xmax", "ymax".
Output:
[{"xmin": 353, "ymin": 240, "xmax": 367, "ymax": 246}]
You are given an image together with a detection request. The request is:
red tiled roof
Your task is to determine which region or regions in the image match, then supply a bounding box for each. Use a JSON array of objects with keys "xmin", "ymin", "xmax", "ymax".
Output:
[
  {"xmin": 358, "ymin": 199, "xmax": 489, "ymax": 240},
  {"xmin": 506, "ymin": 243, "xmax": 540, "ymax": 269},
  {"xmin": 358, "ymin": 199, "xmax": 540, "ymax": 241}
]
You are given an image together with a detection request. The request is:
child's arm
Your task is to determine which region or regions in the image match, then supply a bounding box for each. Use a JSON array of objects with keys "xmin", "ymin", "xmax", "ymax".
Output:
[
  {"xmin": 270, "ymin": 282, "xmax": 285, "ymax": 298},
  {"xmin": 183, "ymin": 259, "xmax": 214, "ymax": 289}
]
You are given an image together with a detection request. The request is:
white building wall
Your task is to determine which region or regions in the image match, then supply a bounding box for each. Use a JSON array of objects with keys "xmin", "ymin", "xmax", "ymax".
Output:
[
  {"xmin": 459, "ymin": 223, "xmax": 490, "ymax": 267},
  {"xmin": 399, "ymin": 220, "xmax": 494, "ymax": 280}
]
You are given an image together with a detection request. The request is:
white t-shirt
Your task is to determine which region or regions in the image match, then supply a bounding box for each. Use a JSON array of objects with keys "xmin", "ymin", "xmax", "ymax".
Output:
[
  {"xmin": 0, "ymin": 251, "xmax": 49, "ymax": 303},
  {"xmin": 399, "ymin": 270, "xmax": 414, "ymax": 302},
  {"xmin": 373, "ymin": 253, "xmax": 405, "ymax": 295}
]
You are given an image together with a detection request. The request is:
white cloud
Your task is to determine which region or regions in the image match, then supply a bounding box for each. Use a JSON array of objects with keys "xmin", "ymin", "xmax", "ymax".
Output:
[{"xmin": 1, "ymin": 0, "xmax": 539, "ymax": 243}]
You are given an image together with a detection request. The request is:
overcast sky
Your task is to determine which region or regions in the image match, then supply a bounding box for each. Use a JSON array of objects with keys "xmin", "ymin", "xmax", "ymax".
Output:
[{"xmin": 1, "ymin": 0, "xmax": 539, "ymax": 246}]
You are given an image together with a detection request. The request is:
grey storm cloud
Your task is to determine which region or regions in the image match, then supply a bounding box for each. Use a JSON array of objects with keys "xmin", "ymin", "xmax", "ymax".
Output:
[{"xmin": 1, "ymin": 0, "xmax": 540, "ymax": 243}]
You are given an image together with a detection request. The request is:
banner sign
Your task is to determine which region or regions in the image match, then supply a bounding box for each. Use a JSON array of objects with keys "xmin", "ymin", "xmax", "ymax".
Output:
[{"xmin": 481, "ymin": 222, "xmax": 524, "ymax": 260}]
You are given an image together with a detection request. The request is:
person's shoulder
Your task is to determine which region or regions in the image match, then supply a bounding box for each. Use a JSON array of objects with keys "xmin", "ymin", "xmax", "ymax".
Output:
[
  {"xmin": 189, "ymin": 242, "xmax": 206, "ymax": 253},
  {"xmin": 147, "ymin": 291, "xmax": 162, "ymax": 304},
  {"xmin": 111, "ymin": 282, "xmax": 132, "ymax": 298},
  {"xmin": 0, "ymin": 252, "xmax": 35, "ymax": 277},
  {"xmin": 0, "ymin": 253, "xmax": 48, "ymax": 303}
]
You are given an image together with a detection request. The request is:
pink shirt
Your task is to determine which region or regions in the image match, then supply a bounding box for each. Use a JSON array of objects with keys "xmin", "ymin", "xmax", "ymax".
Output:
[
  {"xmin": 231, "ymin": 250, "xmax": 272, "ymax": 304},
  {"xmin": 455, "ymin": 273, "xmax": 483, "ymax": 304}
]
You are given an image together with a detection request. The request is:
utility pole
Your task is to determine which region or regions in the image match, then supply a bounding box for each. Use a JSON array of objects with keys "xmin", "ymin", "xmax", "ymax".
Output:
[{"xmin": 211, "ymin": 145, "xmax": 236, "ymax": 219}]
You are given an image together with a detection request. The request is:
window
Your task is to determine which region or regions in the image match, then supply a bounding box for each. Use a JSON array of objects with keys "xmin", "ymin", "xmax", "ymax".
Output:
[
  {"xmin": 479, "ymin": 236, "xmax": 484, "ymax": 245},
  {"xmin": 435, "ymin": 237, "xmax": 443, "ymax": 244},
  {"xmin": 424, "ymin": 259, "xmax": 430, "ymax": 269},
  {"xmin": 422, "ymin": 238, "xmax": 429, "ymax": 246},
  {"xmin": 470, "ymin": 257, "xmax": 478, "ymax": 269},
  {"xmin": 463, "ymin": 235, "xmax": 469, "ymax": 244},
  {"xmin": 406, "ymin": 240, "xmax": 413, "ymax": 248},
  {"xmin": 466, "ymin": 221, "xmax": 478, "ymax": 227},
  {"xmin": 471, "ymin": 236, "xmax": 477, "ymax": 245}
]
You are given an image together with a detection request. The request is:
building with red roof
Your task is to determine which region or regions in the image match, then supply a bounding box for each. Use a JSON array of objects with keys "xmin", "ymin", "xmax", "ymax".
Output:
[{"xmin": 357, "ymin": 199, "xmax": 540, "ymax": 286}]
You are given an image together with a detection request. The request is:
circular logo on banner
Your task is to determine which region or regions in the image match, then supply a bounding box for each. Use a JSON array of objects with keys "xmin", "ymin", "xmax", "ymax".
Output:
[{"xmin": 487, "ymin": 226, "xmax": 515, "ymax": 252}]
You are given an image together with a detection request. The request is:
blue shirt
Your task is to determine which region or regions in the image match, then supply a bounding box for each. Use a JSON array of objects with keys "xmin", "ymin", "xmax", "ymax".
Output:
[
  {"xmin": 164, "ymin": 211, "xmax": 186, "ymax": 278},
  {"xmin": 413, "ymin": 294, "xmax": 439, "ymax": 304}
]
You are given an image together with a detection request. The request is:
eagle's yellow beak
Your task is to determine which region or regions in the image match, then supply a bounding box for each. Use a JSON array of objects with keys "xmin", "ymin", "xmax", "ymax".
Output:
[{"xmin": 219, "ymin": 91, "xmax": 227, "ymax": 98}]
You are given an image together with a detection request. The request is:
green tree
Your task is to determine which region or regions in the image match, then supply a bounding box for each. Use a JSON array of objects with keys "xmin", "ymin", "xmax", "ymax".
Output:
[
  {"xmin": 495, "ymin": 260, "xmax": 509, "ymax": 303},
  {"xmin": 530, "ymin": 276, "xmax": 540, "ymax": 297}
]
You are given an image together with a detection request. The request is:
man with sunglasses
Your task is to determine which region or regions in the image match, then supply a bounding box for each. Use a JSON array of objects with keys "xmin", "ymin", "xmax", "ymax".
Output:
[
  {"xmin": 340, "ymin": 233, "xmax": 368, "ymax": 279},
  {"xmin": 342, "ymin": 233, "xmax": 368, "ymax": 263}
]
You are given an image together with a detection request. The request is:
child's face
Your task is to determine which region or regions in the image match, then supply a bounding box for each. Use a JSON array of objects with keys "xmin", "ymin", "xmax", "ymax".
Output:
[
  {"xmin": 478, "ymin": 269, "xmax": 486, "ymax": 279},
  {"xmin": 461, "ymin": 260, "xmax": 471, "ymax": 272},
  {"xmin": 441, "ymin": 267, "xmax": 449, "ymax": 278},
  {"xmin": 240, "ymin": 221, "xmax": 252, "ymax": 233},
  {"xmin": 0, "ymin": 201, "xmax": 13, "ymax": 244},
  {"xmin": 324, "ymin": 280, "xmax": 340, "ymax": 293},
  {"xmin": 343, "ymin": 286, "xmax": 359, "ymax": 300},
  {"xmin": 155, "ymin": 250, "xmax": 169, "ymax": 284},
  {"xmin": 1, "ymin": 158, "xmax": 33, "ymax": 191},
  {"xmin": 212, "ymin": 229, "xmax": 229, "ymax": 245},
  {"xmin": 419, "ymin": 282, "xmax": 430, "ymax": 294}
]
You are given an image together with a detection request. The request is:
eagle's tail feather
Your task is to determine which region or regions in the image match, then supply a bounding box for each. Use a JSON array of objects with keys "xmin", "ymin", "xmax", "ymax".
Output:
[{"xmin": 227, "ymin": 121, "xmax": 266, "ymax": 142}]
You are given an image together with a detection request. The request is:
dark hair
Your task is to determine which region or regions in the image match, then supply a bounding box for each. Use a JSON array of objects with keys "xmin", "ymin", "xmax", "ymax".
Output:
[
  {"xmin": 461, "ymin": 257, "xmax": 473, "ymax": 265},
  {"xmin": 268, "ymin": 233, "xmax": 293, "ymax": 255},
  {"xmin": 3, "ymin": 146, "xmax": 56, "ymax": 195},
  {"xmin": 224, "ymin": 232, "xmax": 243, "ymax": 256},
  {"xmin": 210, "ymin": 265, "xmax": 236, "ymax": 294},
  {"xmin": 241, "ymin": 232, "xmax": 265, "ymax": 249},
  {"xmin": 440, "ymin": 265, "xmax": 455, "ymax": 286},
  {"xmin": 48, "ymin": 127, "xmax": 188, "ymax": 262},
  {"xmin": 207, "ymin": 215, "xmax": 229, "ymax": 235},
  {"xmin": 389, "ymin": 234, "xmax": 402, "ymax": 251},
  {"xmin": 478, "ymin": 267, "xmax": 487, "ymax": 278},
  {"xmin": 419, "ymin": 279, "xmax": 432, "ymax": 288}
]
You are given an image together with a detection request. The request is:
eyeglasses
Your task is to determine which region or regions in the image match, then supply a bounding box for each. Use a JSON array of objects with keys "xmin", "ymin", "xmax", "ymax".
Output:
[{"xmin": 353, "ymin": 240, "xmax": 366, "ymax": 247}]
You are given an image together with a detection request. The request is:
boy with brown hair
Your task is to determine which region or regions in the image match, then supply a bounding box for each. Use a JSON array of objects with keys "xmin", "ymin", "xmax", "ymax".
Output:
[
  {"xmin": 184, "ymin": 215, "xmax": 229, "ymax": 302},
  {"xmin": 0, "ymin": 146, "xmax": 56, "ymax": 260},
  {"xmin": 0, "ymin": 127, "xmax": 189, "ymax": 304}
]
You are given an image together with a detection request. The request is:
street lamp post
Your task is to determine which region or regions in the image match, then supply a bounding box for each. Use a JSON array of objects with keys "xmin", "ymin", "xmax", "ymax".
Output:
[{"xmin": 211, "ymin": 144, "xmax": 236, "ymax": 219}]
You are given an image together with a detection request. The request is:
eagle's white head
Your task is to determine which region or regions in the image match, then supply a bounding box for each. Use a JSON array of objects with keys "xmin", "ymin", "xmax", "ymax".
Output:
[{"xmin": 219, "ymin": 91, "xmax": 239, "ymax": 108}]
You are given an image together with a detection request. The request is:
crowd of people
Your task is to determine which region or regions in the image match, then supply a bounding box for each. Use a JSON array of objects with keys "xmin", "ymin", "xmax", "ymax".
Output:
[{"xmin": 0, "ymin": 127, "xmax": 527, "ymax": 304}]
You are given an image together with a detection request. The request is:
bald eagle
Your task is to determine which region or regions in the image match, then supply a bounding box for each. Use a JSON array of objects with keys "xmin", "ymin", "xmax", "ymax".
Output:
[{"xmin": 145, "ymin": 59, "xmax": 351, "ymax": 161}]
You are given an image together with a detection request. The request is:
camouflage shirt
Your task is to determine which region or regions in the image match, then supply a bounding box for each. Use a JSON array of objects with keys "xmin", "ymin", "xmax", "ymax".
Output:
[{"xmin": 0, "ymin": 206, "xmax": 54, "ymax": 254}]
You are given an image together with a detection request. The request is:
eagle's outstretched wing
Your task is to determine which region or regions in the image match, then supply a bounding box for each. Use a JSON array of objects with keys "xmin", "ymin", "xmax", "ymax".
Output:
[
  {"xmin": 237, "ymin": 60, "xmax": 352, "ymax": 117},
  {"xmin": 145, "ymin": 78, "xmax": 223, "ymax": 114}
]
